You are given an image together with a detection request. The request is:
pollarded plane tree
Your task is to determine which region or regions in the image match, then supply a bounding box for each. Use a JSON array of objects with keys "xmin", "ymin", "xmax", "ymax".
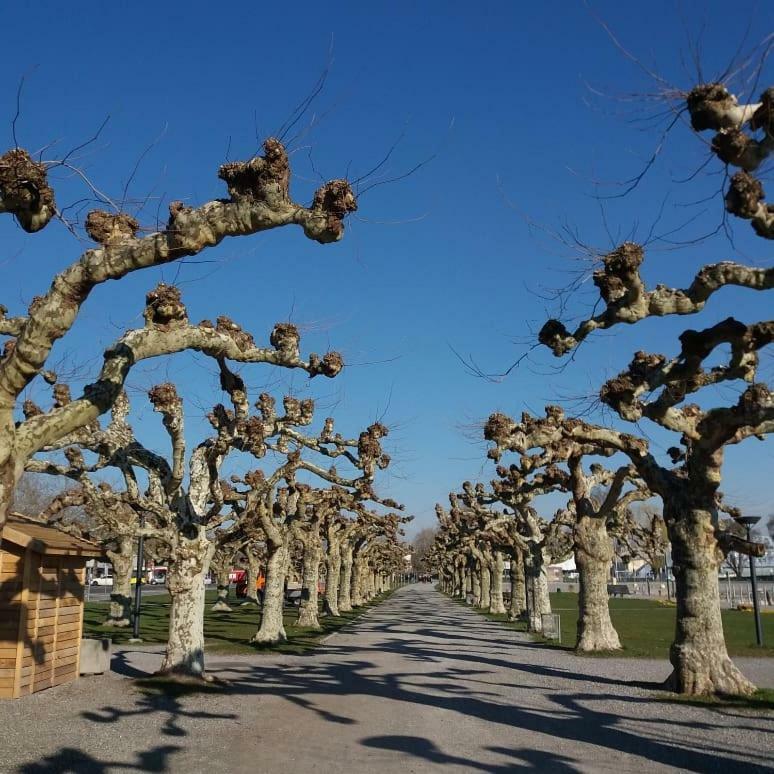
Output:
[
  {"xmin": 26, "ymin": 347, "xmax": 348, "ymax": 679},
  {"xmin": 319, "ymin": 488, "xmax": 407, "ymax": 616},
  {"xmin": 34, "ymin": 480, "xmax": 138, "ymax": 627},
  {"xmin": 469, "ymin": 456, "xmax": 573, "ymax": 633},
  {"xmin": 0, "ymin": 132, "xmax": 357, "ymax": 537},
  {"xmin": 435, "ymin": 492, "xmax": 511, "ymax": 611},
  {"xmin": 290, "ymin": 487, "xmax": 330, "ymax": 629},
  {"xmin": 623, "ymin": 506, "xmax": 670, "ymax": 581},
  {"xmin": 434, "ymin": 497, "xmax": 488, "ymax": 608},
  {"xmin": 233, "ymin": 415, "xmax": 396, "ymax": 644},
  {"xmin": 485, "ymin": 410, "xmax": 652, "ymax": 651},
  {"xmin": 349, "ymin": 509, "xmax": 410, "ymax": 607},
  {"xmin": 433, "ymin": 504, "xmax": 473, "ymax": 600},
  {"xmin": 209, "ymin": 535, "xmax": 248, "ymax": 613},
  {"xmin": 454, "ymin": 491, "xmax": 528, "ymax": 621},
  {"xmin": 360, "ymin": 536, "xmax": 408, "ymax": 595},
  {"xmin": 449, "ymin": 486, "xmax": 510, "ymax": 615},
  {"xmin": 522, "ymin": 76, "xmax": 773, "ymax": 694},
  {"xmin": 230, "ymin": 536, "xmax": 268, "ymax": 607}
]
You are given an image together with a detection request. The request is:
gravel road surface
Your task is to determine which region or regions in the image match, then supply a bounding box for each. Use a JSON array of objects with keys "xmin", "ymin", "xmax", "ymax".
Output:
[{"xmin": 0, "ymin": 584, "xmax": 771, "ymax": 773}]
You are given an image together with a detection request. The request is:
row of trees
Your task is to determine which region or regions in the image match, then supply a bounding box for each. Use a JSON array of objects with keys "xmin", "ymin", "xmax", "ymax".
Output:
[
  {"xmin": 1, "ymin": 131, "xmax": 410, "ymax": 680},
  {"xmin": 433, "ymin": 78, "xmax": 772, "ymax": 696}
]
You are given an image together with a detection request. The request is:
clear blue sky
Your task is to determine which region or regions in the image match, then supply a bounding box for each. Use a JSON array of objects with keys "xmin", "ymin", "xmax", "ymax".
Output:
[{"xmin": 2, "ymin": 1, "xmax": 772, "ymax": 533}]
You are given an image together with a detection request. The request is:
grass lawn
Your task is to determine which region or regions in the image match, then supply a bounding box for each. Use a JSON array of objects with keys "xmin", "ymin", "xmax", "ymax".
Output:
[
  {"xmin": 84, "ymin": 589, "xmax": 393, "ymax": 656},
  {"xmin": 459, "ymin": 592, "xmax": 774, "ymax": 658}
]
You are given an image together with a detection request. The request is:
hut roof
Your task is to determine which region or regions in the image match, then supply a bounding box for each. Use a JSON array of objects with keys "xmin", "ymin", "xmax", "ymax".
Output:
[{"xmin": 2, "ymin": 515, "xmax": 104, "ymax": 558}]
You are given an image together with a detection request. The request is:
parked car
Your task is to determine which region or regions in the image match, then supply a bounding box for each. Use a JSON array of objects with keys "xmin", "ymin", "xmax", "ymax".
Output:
[
  {"xmin": 90, "ymin": 574, "xmax": 113, "ymax": 586},
  {"xmin": 147, "ymin": 567, "xmax": 167, "ymax": 585}
]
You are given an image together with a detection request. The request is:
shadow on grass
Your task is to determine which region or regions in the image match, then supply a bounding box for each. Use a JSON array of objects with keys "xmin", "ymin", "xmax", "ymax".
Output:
[{"xmin": 85, "ymin": 589, "xmax": 394, "ymax": 657}]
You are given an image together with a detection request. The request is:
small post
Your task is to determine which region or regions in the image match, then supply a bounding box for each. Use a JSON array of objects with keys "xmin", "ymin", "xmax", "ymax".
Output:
[{"xmin": 130, "ymin": 516, "xmax": 145, "ymax": 643}]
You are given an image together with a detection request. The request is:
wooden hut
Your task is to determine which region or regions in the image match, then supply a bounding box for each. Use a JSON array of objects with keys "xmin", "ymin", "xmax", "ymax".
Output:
[{"xmin": 0, "ymin": 516, "xmax": 103, "ymax": 698}]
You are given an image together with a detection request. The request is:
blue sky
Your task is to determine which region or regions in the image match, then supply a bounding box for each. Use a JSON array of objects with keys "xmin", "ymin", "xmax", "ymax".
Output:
[{"xmin": 2, "ymin": 1, "xmax": 772, "ymax": 533}]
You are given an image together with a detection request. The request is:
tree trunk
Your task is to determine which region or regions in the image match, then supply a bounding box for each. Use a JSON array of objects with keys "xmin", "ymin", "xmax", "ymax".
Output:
[
  {"xmin": 105, "ymin": 540, "xmax": 133, "ymax": 627},
  {"xmin": 525, "ymin": 544, "xmax": 551, "ymax": 633},
  {"xmin": 297, "ymin": 542, "xmax": 322, "ymax": 629},
  {"xmin": 241, "ymin": 551, "xmax": 262, "ymax": 606},
  {"xmin": 324, "ymin": 542, "xmax": 341, "ymax": 616},
  {"xmin": 211, "ymin": 565, "xmax": 232, "ymax": 612},
  {"xmin": 479, "ymin": 560, "xmax": 491, "ymax": 610},
  {"xmin": 665, "ymin": 502, "xmax": 755, "ymax": 695},
  {"xmin": 351, "ymin": 555, "xmax": 366, "ymax": 607},
  {"xmin": 574, "ymin": 516, "xmax": 621, "ymax": 652},
  {"xmin": 252, "ymin": 543, "xmax": 289, "ymax": 644},
  {"xmin": 464, "ymin": 564, "xmax": 472, "ymax": 596},
  {"xmin": 0, "ymin": 455, "xmax": 17, "ymax": 536},
  {"xmin": 489, "ymin": 551, "xmax": 507, "ymax": 614},
  {"xmin": 508, "ymin": 550, "xmax": 526, "ymax": 621},
  {"xmin": 159, "ymin": 536, "xmax": 213, "ymax": 679},
  {"xmin": 454, "ymin": 561, "xmax": 464, "ymax": 597},
  {"xmin": 471, "ymin": 562, "xmax": 481, "ymax": 605},
  {"xmin": 338, "ymin": 544, "xmax": 353, "ymax": 612}
]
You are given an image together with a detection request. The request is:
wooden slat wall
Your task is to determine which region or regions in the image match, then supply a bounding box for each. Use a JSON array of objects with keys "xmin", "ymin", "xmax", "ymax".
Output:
[{"xmin": 0, "ymin": 545, "xmax": 87, "ymax": 698}]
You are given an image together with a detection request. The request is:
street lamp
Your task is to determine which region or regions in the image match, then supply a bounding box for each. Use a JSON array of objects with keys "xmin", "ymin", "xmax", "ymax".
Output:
[
  {"xmin": 737, "ymin": 515, "xmax": 763, "ymax": 647},
  {"xmin": 130, "ymin": 513, "xmax": 145, "ymax": 642}
]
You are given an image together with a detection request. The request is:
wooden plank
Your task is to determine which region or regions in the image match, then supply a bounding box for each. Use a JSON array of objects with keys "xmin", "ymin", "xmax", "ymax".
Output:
[
  {"xmin": 51, "ymin": 671, "xmax": 77, "ymax": 689},
  {"xmin": 54, "ymin": 655, "xmax": 78, "ymax": 671},
  {"xmin": 55, "ymin": 621, "xmax": 81, "ymax": 634},
  {"xmin": 54, "ymin": 646, "xmax": 79, "ymax": 661},
  {"xmin": 28, "ymin": 596, "xmax": 58, "ymax": 611},
  {"xmin": 12, "ymin": 547, "xmax": 32, "ymax": 698}
]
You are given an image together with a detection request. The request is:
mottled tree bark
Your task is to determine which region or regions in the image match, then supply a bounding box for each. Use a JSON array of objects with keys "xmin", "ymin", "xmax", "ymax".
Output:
[
  {"xmin": 324, "ymin": 540, "xmax": 342, "ymax": 616},
  {"xmin": 297, "ymin": 541, "xmax": 322, "ymax": 629},
  {"xmin": 338, "ymin": 543, "xmax": 354, "ymax": 612},
  {"xmin": 105, "ymin": 537, "xmax": 133, "ymax": 627},
  {"xmin": 574, "ymin": 516, "xmax": 621, "ymax": 652},
  {"xmin": 489, "ymin": 551, "xmax": 507, "ymax": 614},
  {"xmin": 508, "ymin": 550, "xmax": 526, "ymax": 621},
  {"xmin": 252, "ymin": 543, "xmax": 290, "ymax": 644},
  {"xmin": 471, "ymin": 561, "xmax": 481, "ymax": 605},
  {"xmin": 479, "ymin": 559, "xmax": 491, "ymax": 610},
  {"xmin": 159, "ymin": 536, "xmax": 213, "ymax": 678},
  {"xmin": 525, "ymin": 545, "xmax": 551, "ymax": 633},
  {"xmin": 351, "ymin": 554, "xmax": 367, "ymax": 607},
  {"xmin": 665, "ymin": 501, "xmax": 755, "ymax": 695}
]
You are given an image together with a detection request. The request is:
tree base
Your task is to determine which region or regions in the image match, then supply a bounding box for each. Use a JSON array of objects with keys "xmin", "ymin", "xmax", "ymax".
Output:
[
  {"xmin": 576, "ymin": 629, "xmax": 622, "ymax": 652},
  {"xmin": 250, "ymin": 629, "xmax": 287, "ymax": 645},
  {"xmin": 665, "ymin": 651, "xmax": 756, "ymax": 696}
]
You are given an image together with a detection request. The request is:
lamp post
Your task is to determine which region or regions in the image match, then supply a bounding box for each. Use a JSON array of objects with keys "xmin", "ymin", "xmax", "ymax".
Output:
[
  {"xmin": 737, "ymin": 515, "xmax": 763, "ymax": 647},
  {"xmin": 130, "ymin": 514, "xmax": 145, "ymax": 642}
]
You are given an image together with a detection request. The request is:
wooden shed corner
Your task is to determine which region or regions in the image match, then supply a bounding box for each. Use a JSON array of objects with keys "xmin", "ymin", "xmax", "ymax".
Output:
[{"xmin": 0, "ymin": 516, "xmax": 104, "ymax": 698}]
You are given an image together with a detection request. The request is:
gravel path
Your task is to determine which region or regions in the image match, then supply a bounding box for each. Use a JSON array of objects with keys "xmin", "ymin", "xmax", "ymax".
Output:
[{"xmin": 0, "ymin": 584, "xmax": 771, "ymax": 773}]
